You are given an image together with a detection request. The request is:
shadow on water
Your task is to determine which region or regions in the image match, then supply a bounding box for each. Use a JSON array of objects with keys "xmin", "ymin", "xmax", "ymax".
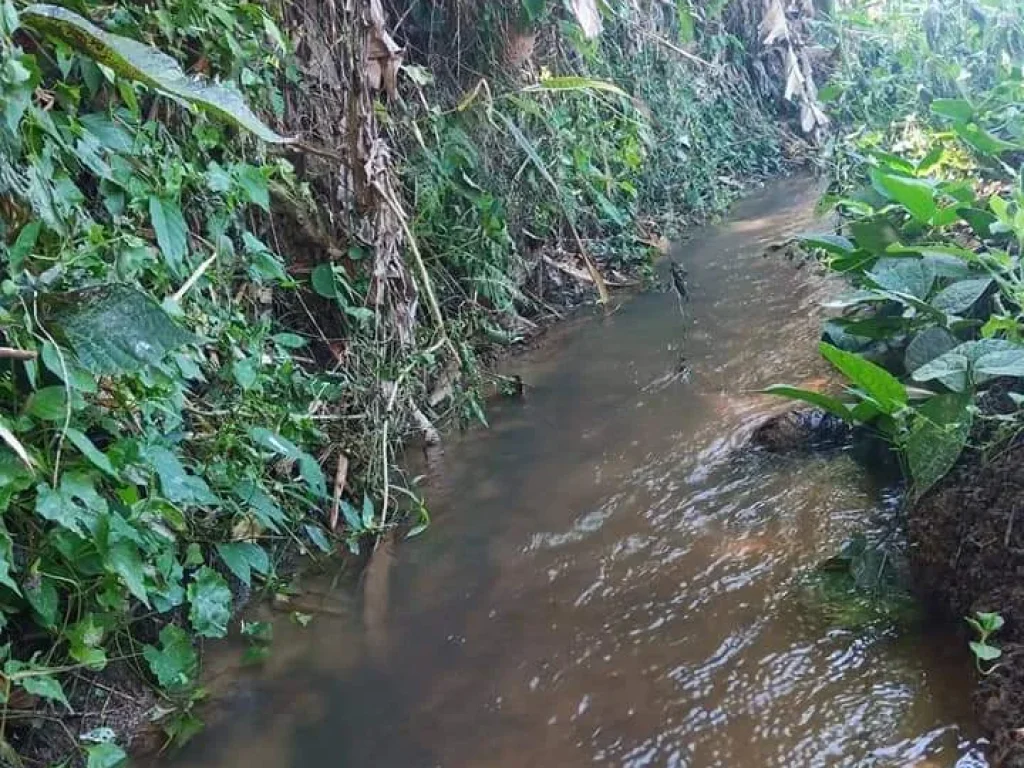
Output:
[{"xmin": 163, "ymin": 176, "xmax": 988, "ymax": 768}]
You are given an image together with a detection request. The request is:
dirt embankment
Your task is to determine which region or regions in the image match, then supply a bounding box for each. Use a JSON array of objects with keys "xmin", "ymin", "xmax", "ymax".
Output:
[{"xmin": 910, "ymin": 439, "xmax": 1024, "ymax": 767}]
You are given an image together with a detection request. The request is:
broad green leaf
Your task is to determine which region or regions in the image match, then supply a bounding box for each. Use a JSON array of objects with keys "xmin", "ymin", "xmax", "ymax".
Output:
[
  {"xmin": 85, "ymin": 742, "xmax": 128, "ymax": 768},
  {"xmin": 906, "ymin": 393, "xmax": 972, "ymax": 496},
  {"xmin": 149, "ymin": 196, "xmax": 187, "ymax": 274},
  {"xmin": 974, "ymin": 346, "xmax": 1024, "ymax": 380},
  {"xmin": 799, "ymin": 233, "xmax": 856, "ymax": 255},
  {"xmin": 143, "ymin": 624, "xmax": 197, "ymax": 689},
  {"xmin": 65, "ymin": 428, "xmax": 117, "ymax": 477},
  {"xmin": 868, "ymin": 257, "xmax": 935, "ymax": 299},
  {"xmin": 216, "ymin": 542, "xmax": 270, "ymax": 586},
  {"xmin": 24, "ymin": 575, "xmax": 58, "ymax": 628},
  {"xmin": 21, "ymin": 4, "xmax": 292, "ymax": 144},
  {"xmin": 870, "ymin": 170, "xmax": 937, "ymax": 224},
  {"xmin": 235, "ymin": 164, "xmax": 270, "ymax": 211},
  {"xmin": 249, "ymin": 428, "xmax": 326, "ymax": 498},
  {"xmin": 187, "ymin": 566, "xmax": 232, "ymax": 638},
  {"xmin": 970, "ymin": 641, "xmax": 1003, "ymax": 661},
  {"xmin": 24, "ymin": 386, "xmax": 68, "ymax": 421},
  {"xmin": 310, "ymin": 264, "xmax": 337, "ymax": 298},
  {"xmin": 930, "ymin": 98, "xmax": 973, "ymax": 122},
  {"xmin": 676, "ymin": 0, "xmax": 695, "ymax": 42},
  {"xmin": 4, "ymin": 661, "xmax": 70, "ymax": 710},
  {"xmin": 760, "ymin": 385, "xmax": 853, "ymax": 422},
  {"xmin": 143, "ymin": 446, "xmax": 218, "ymax": 506},
  {"xmin": 819, "ymin": 343, "xmax": 907, "ymax": 414},
  {"xmin": 233, "ymin": 479, "xmax": 286, "ymax": 532},
  {"xmin": 849, "ymin": 219, "xmax": 900, "ymax": 254},
  {"xmin": 953, "ymin": 122, "xmax": 1021, "ymax": 156},
  {"xmin": 912, "ymin": 339, "xmax": 1020, "ymax": 391},
  {"xmin": 107, "ymin": 541, "xmax": 150, "ymax": 606},
  {"xmin": 35, "ymin": 481, "xmax": 93, "ymax": 533},
  {"xmin": 905, "ymin": 328, "xmax": 958, "ymax": 374},
  {"xmin": 66, "ymin": 615, "xmax": 107, "ymax": 669},
  {"xmin": 930, "ymin": 278, "xmax": 992, "ymax": 314},
  {"xmin": 40, "ymin": 285, "xmax": 194, "ymax": 374}
]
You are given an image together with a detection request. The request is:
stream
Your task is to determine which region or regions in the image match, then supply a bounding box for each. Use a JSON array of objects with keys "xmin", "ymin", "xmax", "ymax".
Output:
[{"xmin": 167, "ymin": 176, "xmax": 987, "ymax": 768}]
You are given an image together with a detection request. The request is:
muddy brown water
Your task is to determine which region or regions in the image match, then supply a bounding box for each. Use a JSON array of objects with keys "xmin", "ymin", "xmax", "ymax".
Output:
[{"xmin": 167, "ymin": 177, "xmax": 987, "ymax": 768}]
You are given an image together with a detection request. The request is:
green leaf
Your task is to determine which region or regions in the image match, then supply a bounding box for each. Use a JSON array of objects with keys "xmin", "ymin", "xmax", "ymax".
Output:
[
  {"xmin": 216, "ymin": 542, "xmax": 270, "ymax": 587},
  {"xmin": 930, "ymin": 98, "xmax": 973, "ymax": 123},
  {"xmin": 21, "ymin": 4, "xmax": 293, "ymax": 144},
  {"xmin": 85, "ymin": 742, "xmax": 127, "ymax": 768},
  {"xmin": 930, "ymin": 278, "xmax": 992, "ymax": 314},
  {"xmin": 310, "ymin": 264, "xmax": 337, "ymax": 298},
  {"xmin": 799, "ymin": 233, "xmax": 855, "ymax": 255},
  {"xmin": 24, "ymin": 576, "xmax": 58, "ymax": 628},
  {"xmin": 24, "ymin": 386, "xmax": 67, "ymax": 421},
  {"xmin": 66, "ymin": 615, "xmax": 107, "ymax": 669},
  {"xmin": 524, "ymin": 75, "xmax": 632, "ymax": 100},
  {"xmin": 906, "ymin": 393, "xmax": 972, "ymax": 496},
  {"xmin": 5, "ymin": 662, "xmax": 70, "ymax": 710},
  {"xmin": 849, "ymin": 219, "xmax": 900, "ymax": 254},
  {"xmin": 107, "ymin": 541, "xmax": 150, "ymax": 606},
  {"xmin": 870, "ymin": 170, "xmax": 937, "ymax": 224},
  {"xmin": 65, "ymin": 428, "xmax": 117, "ymax": 478},
  {"xmin": 35, "ymin": 482, "xmax": 92, "ymax": 533},
  {"xmin": 905, "ymin": 328, "xmax": 958, "ymax": 374},
  {"xmin": 868, "ymin": 257, "xmax": 935, "ymax": 299},
  {"xmin": 970, "ymin": 641, "xmax": 1003, "ymax": 662},
  {"xmin": 187, "ymin": 566, "xmax": 231, "ymax": 638},
  {"xmin": 149, "ymin": 196, "xmax": 187, "ymax": 275},
  {"xmin": 760, "ymin": 385, "xmax": 853, "ymax": 421},
  {"xmin": 235, "ymin": 164, "xmax": 270, "ymax": 211},
  {"xmin": 143, "ymin": 624, "xmax": 197, "ymax": 689},
  {"xmin": 953, "ymin": 122, "xmax": 1021, "ymax": 157},
  {"xmin": 819, "ymin": 343, "xmax": 907, "ymax": 414},
  {"xmin": 40, "ymin": 285, "xmax": 195, "ymax": 374},
  {"xmin": 144, "ymin": 446, "xmax": 218, "ymax": 506}
]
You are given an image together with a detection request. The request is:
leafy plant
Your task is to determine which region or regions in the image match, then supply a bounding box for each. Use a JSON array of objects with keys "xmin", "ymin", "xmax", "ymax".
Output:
[{"xmin": 966, "ymin": 610, "xmax": 1005, "ymax": 674}]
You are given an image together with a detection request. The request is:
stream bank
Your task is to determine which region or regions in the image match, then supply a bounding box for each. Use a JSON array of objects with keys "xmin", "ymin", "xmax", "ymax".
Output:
[
  {"xmin": 150, "ymin": 176, "xmax": 986, "ymax": 768},
  {"xmin": 910, "ymin": 434, "xmax": 1024, "ymax": 767}
]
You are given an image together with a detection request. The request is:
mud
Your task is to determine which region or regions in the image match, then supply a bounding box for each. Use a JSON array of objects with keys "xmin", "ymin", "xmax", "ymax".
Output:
[{"xmin": 910, "ymin": 428, "xmax": 1024, "ymax": 767}]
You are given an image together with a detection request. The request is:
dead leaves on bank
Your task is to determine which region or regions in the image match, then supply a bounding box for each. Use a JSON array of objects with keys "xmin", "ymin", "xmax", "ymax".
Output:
[{"xmin": 758, "ymin": 0, "xmax": 830, "ymax": 140}]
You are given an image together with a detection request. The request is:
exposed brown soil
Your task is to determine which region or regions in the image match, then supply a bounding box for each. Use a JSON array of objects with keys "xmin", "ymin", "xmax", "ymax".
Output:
[{"xmin": 910, "ymin": 430, "xmax": 1024, "ymax": 767}]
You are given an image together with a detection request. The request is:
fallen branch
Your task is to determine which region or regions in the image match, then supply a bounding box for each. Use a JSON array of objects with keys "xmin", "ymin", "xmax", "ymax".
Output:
[{"xmin": 0, "ymin": 347, "xmax": 37, "ymax": 361}]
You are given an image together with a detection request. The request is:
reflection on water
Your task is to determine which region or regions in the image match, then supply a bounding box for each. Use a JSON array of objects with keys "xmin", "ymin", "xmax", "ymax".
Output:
[{"xmin": 165, "ymin": 177, "xmax": 987, "ymax": 768}]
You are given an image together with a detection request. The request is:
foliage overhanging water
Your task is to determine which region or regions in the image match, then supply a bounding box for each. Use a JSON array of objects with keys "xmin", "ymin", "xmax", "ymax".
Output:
[{"xmin": 164, "ymin": 177, "xmax": 986, "ymax": 768}]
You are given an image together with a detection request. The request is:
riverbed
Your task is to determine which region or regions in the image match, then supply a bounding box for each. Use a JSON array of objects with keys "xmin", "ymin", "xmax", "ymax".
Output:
[{"xmin": 164, "ymin": 176, "xmax": 987, "ymax": 768}]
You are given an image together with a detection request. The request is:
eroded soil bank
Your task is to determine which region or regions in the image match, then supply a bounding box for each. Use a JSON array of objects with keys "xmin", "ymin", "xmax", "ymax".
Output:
[{"xmin": 910, "ymin": 433, "xmax": 1024, "ymax": 767}]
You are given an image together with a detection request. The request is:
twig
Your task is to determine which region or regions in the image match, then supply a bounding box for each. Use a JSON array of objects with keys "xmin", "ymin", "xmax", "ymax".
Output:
[
  {"xmin": 632, "ymin": 26, "xmax": 716, "ymax": 69},
  {"xmin": 0, "ymin": 347, "xmax": 37, "ymax": 361},
  {"xmin": 172, "ymin": 252, "xmax": 218, "ymax": 302},
  {"xmin": 329, "ymin": 452, "xmax": 349, "ymax": 531}
]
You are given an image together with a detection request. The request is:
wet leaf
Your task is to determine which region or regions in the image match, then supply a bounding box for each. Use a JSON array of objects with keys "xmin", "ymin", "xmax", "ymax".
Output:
[
  {"xmin": 187, "ymin": 566, "xmax": 231, "ymax": 638},
  {"xmin": 799, "ymin": 233, "xmax": 855, "ymax": 255},
  {"xmin": 760, "ymin": 385, "xmax": 852, "ymax": 421},
  {"xmin": 143, "ymin": 624, "xmax": 197, "ymax": 689},
  {"xmin": 868, "ymin": 257, "xmax": 936, "ymax": 299},
  {"xmin": 906, "ymin": 393, "xmax": 972, "ymax": 495},
  {"xmin": 21, "ymin": 4, "xmax": 292, "ymax": 144},
  {"xmin": 40, "ymin": 285, "xmax": 195, "ymax": 374}
]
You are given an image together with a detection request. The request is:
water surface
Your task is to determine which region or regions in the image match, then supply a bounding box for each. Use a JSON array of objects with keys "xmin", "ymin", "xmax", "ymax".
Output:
[{"xmin": 170, "ymin": 177, "xmax": 985, "ymax": 768}]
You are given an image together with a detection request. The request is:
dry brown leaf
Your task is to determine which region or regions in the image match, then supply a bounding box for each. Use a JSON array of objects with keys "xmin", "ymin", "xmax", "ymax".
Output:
[
  {"xmin": 570, "ymin": 0, "xmax": 603, "ymax": 39},
  {"xmin": 0, "ymin": 420, "xmax": 35, "ymax": 472},
  {"xmin": 760, "ymin": 0, "xmax": 788, "ymax": 45}
]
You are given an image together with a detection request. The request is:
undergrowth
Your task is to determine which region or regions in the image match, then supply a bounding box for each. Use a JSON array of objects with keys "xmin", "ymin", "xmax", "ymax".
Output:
[{"xmin": 770, "ymin": 0, "xmax": 1024, "ymax": 499}]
